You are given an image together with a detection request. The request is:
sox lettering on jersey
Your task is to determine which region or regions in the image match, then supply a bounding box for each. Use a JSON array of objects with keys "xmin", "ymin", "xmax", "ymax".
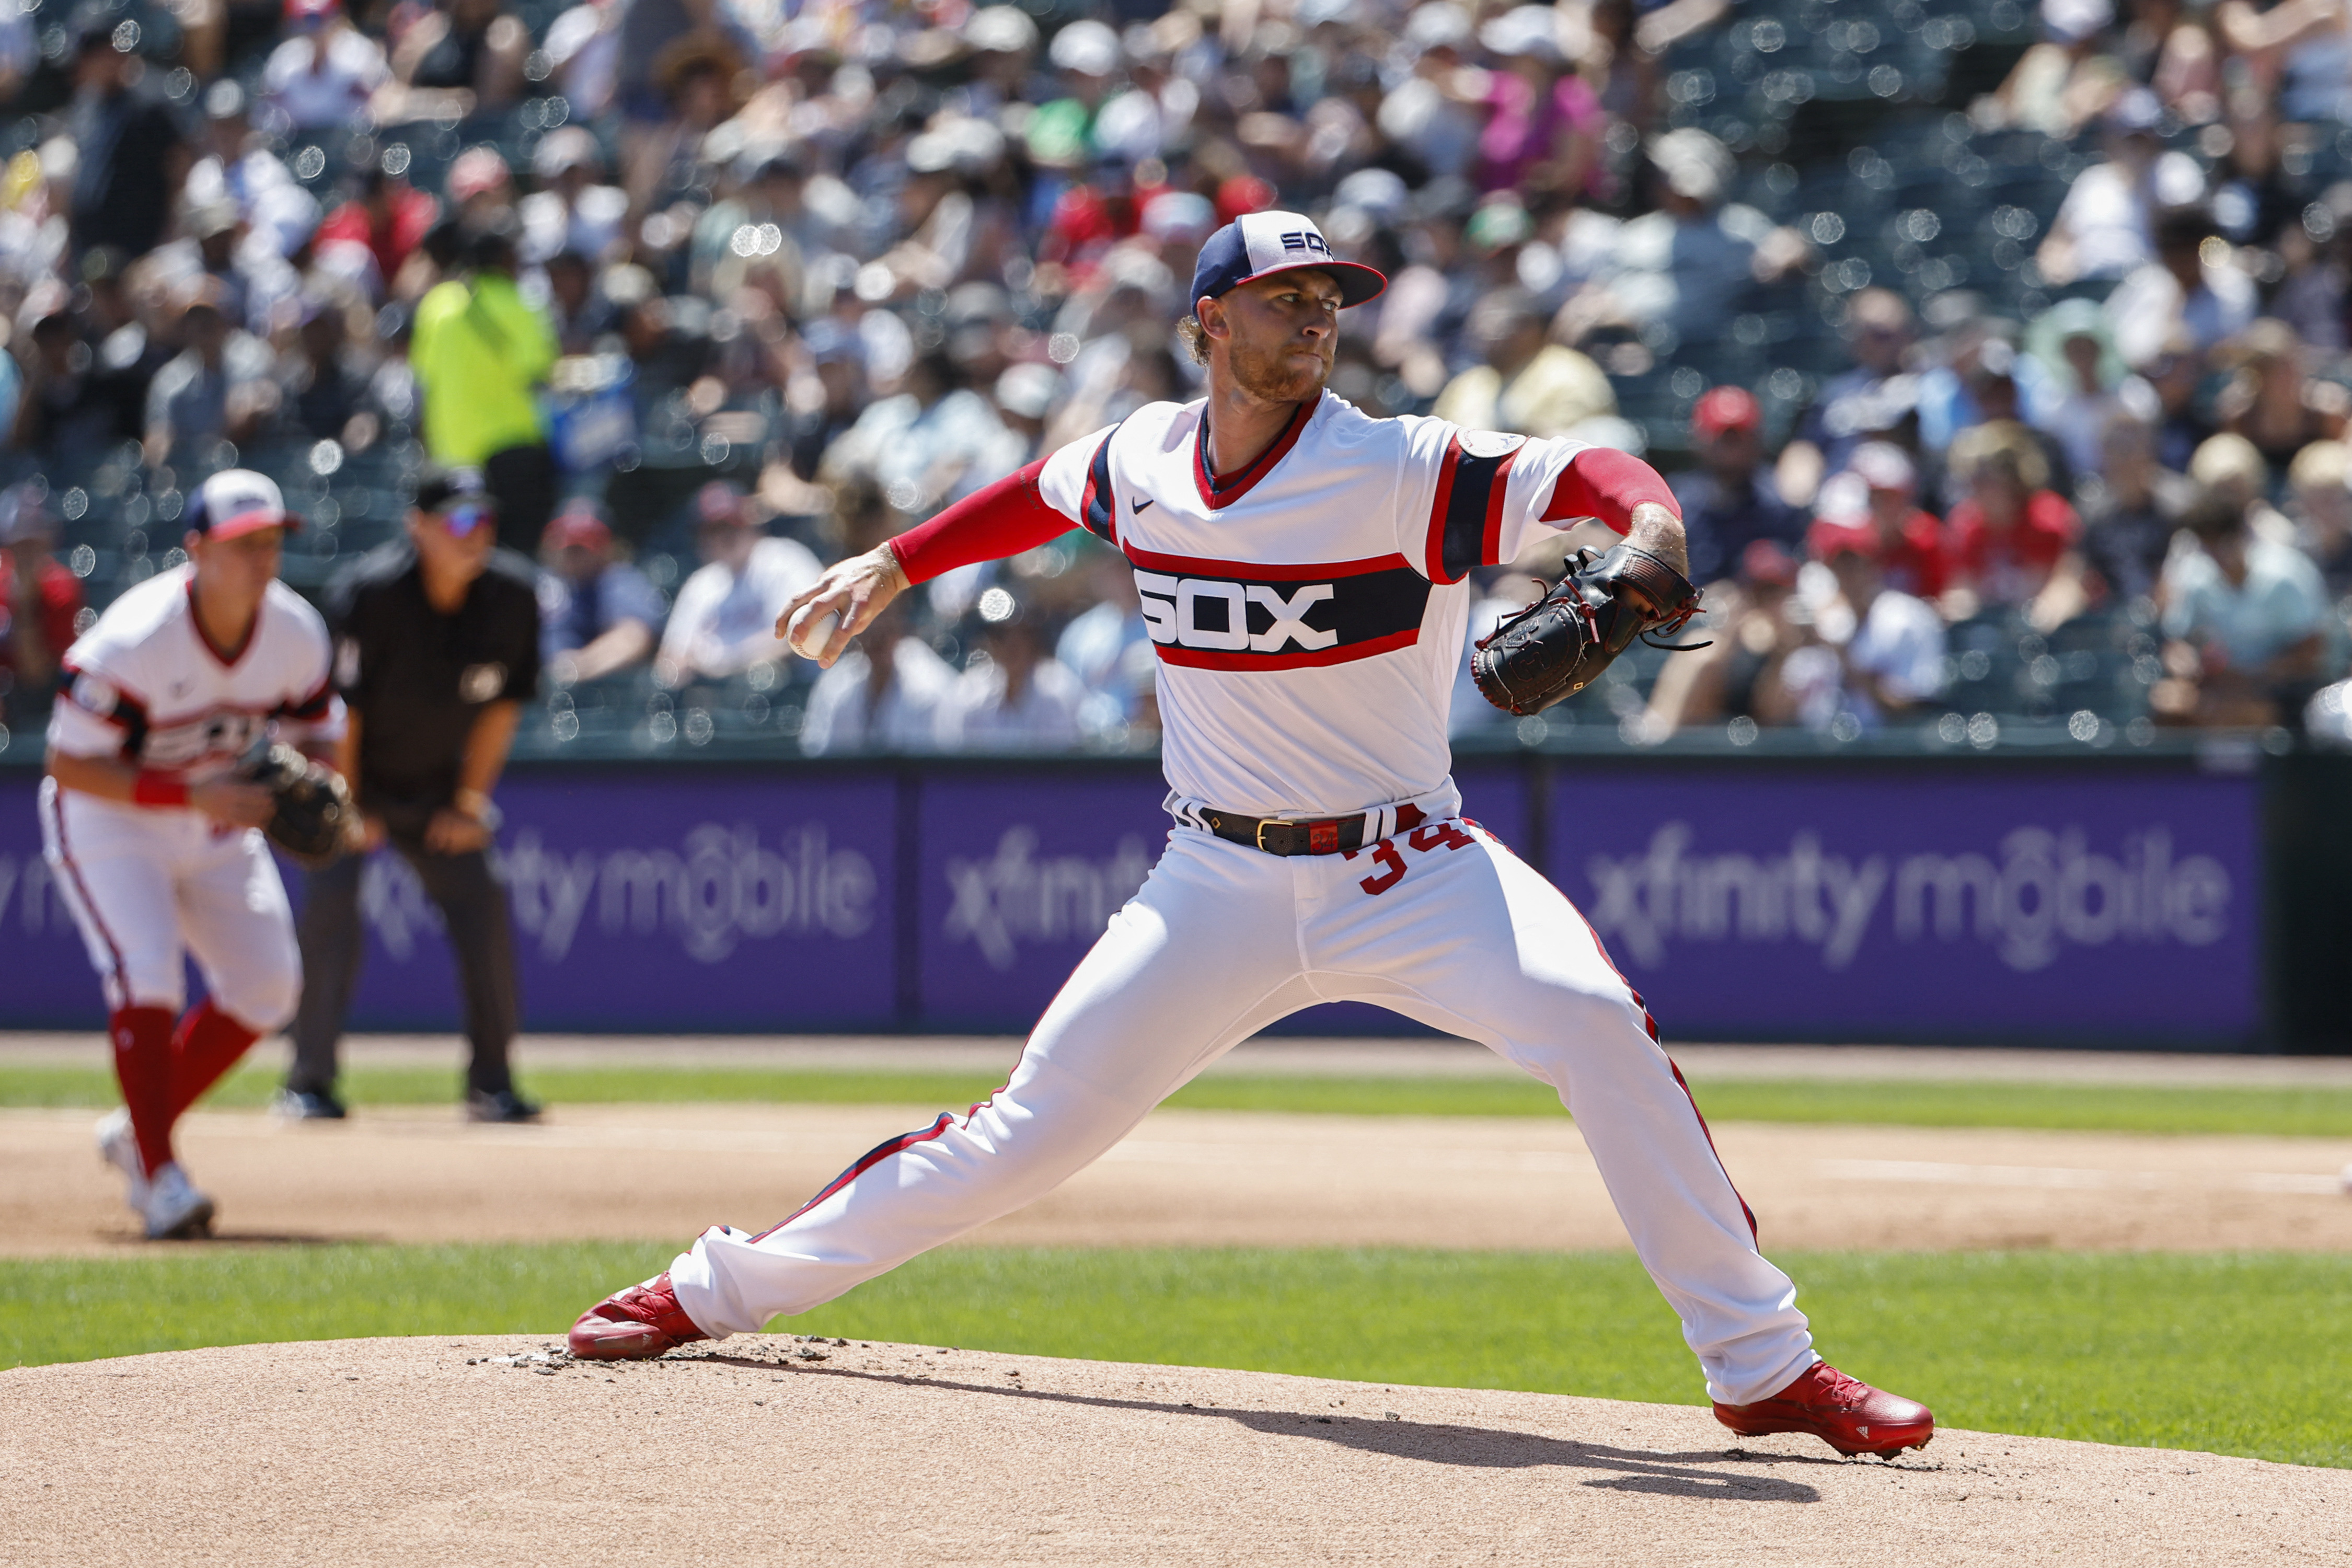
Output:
[{"xmin": 1123, "ymin": 544, "xmax": 1429, "ymax": 671}]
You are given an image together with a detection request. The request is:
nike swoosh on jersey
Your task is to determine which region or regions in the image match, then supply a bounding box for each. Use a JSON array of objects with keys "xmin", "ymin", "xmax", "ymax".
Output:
[{"xmin": 1130, "ymin": 496, "xmax": 1155, "ymax": 513}]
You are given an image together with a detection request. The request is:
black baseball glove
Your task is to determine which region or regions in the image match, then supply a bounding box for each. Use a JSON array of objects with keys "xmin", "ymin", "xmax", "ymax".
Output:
[
  {"xmin": 240, "ymin": 742, "xmax": 358, "ymax": 866},
  {"xmin": 1470, "ymin": 544, "xmax": 1707, "ymax": 716}
]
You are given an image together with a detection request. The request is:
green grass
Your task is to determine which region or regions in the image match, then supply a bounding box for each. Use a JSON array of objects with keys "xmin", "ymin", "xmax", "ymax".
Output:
[
  {"xmin": 5, "ymin": 1243, "xmax": 2346, "ymax": 1468},
  {"xmin": 9, "ymin": 1060, "xmax": 2352, "ymax": 1137}
]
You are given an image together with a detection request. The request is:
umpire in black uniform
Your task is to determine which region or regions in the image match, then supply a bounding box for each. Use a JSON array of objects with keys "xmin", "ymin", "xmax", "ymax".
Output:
[{"xmin": 281, "ymin": 467, "xmax": 544, "ymax": 1122}]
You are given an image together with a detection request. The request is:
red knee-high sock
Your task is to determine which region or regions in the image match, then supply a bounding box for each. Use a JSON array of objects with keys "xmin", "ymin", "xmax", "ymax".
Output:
[
  {"xmin": 168, "ymin": 999, "xmax": 261, "ymax": 1123},
  {"xmin": 109, "ymin": 1006, "xmax": 178, "ymax": 1179}
]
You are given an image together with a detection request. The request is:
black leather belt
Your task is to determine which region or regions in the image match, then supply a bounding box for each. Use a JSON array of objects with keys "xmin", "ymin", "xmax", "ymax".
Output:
[
  {"xmin": 1202, "ymin": 800, "xmax": 1442, "ymax": 856},
  {"xmin": 1201, "ymin": 809, "xmax": 1369, "ymax": 857}
]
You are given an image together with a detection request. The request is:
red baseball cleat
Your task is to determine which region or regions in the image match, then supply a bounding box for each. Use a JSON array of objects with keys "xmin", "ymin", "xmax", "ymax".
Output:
[
  {"xmin": 1712, "ymin": 1362, "xmax": 1934, "ymax": 1458},
  {"xmin": 568, "ymin": 1272, "xmax": 711, "ymax": 1361}
]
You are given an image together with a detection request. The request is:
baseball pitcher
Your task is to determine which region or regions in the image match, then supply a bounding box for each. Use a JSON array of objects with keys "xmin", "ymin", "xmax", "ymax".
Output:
[{"xmin": 569, "ymin": 214, "xmax": 1933, "ymax": 1458}]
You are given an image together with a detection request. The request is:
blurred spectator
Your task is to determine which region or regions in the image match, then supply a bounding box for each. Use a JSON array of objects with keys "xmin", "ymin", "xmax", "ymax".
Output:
[
  {"xmin": 1431, "ymin": 288, "xmax": 1614, "ymax": 439},
  {"xmin": 0, "ymin": 486, "xmax": 81, "ymax": 731},
  {"xmin": 67, "ymin": 17, "xmax": 191, "ymax": 262},
  {"xmin": 2028, "ymin": 298, "xmax": 2145, "ymax": 482},
  {"xmin": 655, "ymin": 481, "xmax": 820, "ymax": 683},
  {"xmin": 1471, "ymin": 5, "xmax": 1602, "ymax": 201},
  {"xmin": 936, "ymin": 586, "xmax": 1086, "ymax": 751},
  {"xmin": 2188, "ymin": 432, "xmax": 2291, "ymax": 539},
  {"xmin": 823, "ymin": 348, "xmax": 1020, "ymax": 513},
  {"xmin": 799, "ymin": 595, "xmax": 955, "ymax": 755},
  {"xmin": 1781, "ymin": 289, "xmax": 1917, "ymax": 505},
  {"xmin": 1846, "ymin": 441, "xmax": 1949, "ymax": 603},
  {"xmin": 2215, "ymin": 318, "xmax": 2349, "ymax": 471},
  {"xmin": 1780, "ymin": 523, "xmax": 1949, "ymax": 732},
  {"xmin": 1055, "ymin": 542, "xmax": 1150, "ymax": 736},
  {"xmin": 2287, "ymin": 440, "xmax": 2352, "ymax": 595},
  {"xmin": 2153, "ymin": 489, "xmax": 2336, "ymax": 727},
  {"xmin": 2139, "ymin": 327, "xmax": 2216, "ymax": 471},
  {"xmin": 1944, "ymin": 421, "xmax": 2088, "ymax": 622},
  {"xmin": 1671, "ymin": 386, "xmax": 1805, "ymax": 589},
  {"xmin": 1580, "ymin": 129, "xmax": 1801, "ymax": 350},
  {"xmin": 2215, "ymin": 0, "xmax": 2352, "ymax": 124},
  {"xmin": 410, "ymin": 222, "xmax": 558, "ymax": 551},
  {"xmin": 184, "ymin": 80, "xmax": 295, "ymax": 225},
  {"xmin": 521, "ymin": 129, "xmax": 628, "ymax": 268},
  {"xmin": 316, "ymin": 166, "xmax": 441, "ymax": 299},
  {"xmin": 782, "ymin": 318, "xmax": 867, "ymax": 481},
  {"xmin": 2037, "ymin": 88, "xmax": 2206, "ymax": 285},
  {"xmin": 263, "ymin": 0, "xmax": 388, "ymax": 131},
  {"xmin": 537, "ymin": 499, "xmax": 662, "ymax": 684},
  {"xmin": 1643, "ymin": 539, "xmax": 1808, "ymax": 735},
  {"xmin": 2078, "ymin": 411, "xmax": 2194, "ymax": 604},
  {"xmin": 143, "ymin": 277, "xmax": 277, "ymax": 469},
  {"xmin": 2107, "ymin": 204, "xmax": 2258, "ymax": 365},
  {"xmin": 1986, "ymin": 0, "xmax": 2126, "ymax": 140},
  {"xmin": 380, "ymin": 0, "xmax": 528, "ymax": 125},
  {"xmin": 275, "ymin": 292, "xmax": 380, "ymax": 448}
]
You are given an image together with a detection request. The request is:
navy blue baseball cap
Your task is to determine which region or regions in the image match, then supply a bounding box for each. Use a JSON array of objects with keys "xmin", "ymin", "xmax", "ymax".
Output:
[{"xmin": 1189, "ymin": 211, "xmax": 1387, "ymax": 310}]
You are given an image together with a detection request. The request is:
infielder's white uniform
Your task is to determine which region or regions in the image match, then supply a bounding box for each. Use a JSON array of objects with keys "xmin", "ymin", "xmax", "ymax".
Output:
[
  {"xmin": 671, "ymin": 391, "xmax": 1818, "ymax": 1405},
  {"xmin": 43, "ymin": 566, "xmax": 341, "ymax": 1027}
]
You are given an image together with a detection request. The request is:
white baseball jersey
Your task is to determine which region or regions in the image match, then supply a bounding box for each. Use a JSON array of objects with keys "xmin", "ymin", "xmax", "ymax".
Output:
[
  {"xmin": 652, "ymin": 388, "xmax": 1820, "ymax": 1411},
  {"xmin": 48, "ymin": 566, "xmax": 343, "ymax": 781},
  {"xmin": 1034, "ymin": 390, "xmax": 1604, "ymax": 817}
]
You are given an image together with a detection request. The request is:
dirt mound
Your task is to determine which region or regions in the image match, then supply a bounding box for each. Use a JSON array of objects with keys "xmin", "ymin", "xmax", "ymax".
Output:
[{"xmin": 3, "ymin": 1337, "xmax": 2341, "ymax": 1566}]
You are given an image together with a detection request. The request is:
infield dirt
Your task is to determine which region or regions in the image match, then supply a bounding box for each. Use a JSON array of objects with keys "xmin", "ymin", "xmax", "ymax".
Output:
[
  {"xmin": 5, "ymin": 1335, "xmax": 2344, "ymax": 1566},
  {"xmin": 8, "ymin": 1099, "xmax": 2351, "ymax": 1256}
]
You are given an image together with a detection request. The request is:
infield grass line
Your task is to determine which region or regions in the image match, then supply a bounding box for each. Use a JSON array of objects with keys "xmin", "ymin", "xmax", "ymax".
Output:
[
  {"xmin": 4, "ymin": 1243, "xmax": 2346, "ymax": 1470},
  {"xmin": 8, "ymin": 1062, "xmax": 2352, "ymax": 1136}
]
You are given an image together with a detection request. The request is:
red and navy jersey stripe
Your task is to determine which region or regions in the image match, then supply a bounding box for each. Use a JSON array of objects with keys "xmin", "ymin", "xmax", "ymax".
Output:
[
  {"xmin": 1077, "ymin": 418, "xmax": 1128, "ymax": 544},
  {"xmin": 1424, "ymin": 434, "xmax": 1522, "ymax": 584},
  {"xmin": 1122, "ymin": 544, "xmax": 1429, "ymax": 671}
]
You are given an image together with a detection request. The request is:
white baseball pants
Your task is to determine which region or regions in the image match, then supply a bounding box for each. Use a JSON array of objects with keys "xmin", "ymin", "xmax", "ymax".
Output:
[
  {"xmin": 39, "ymin": 778, "xmax": 302, "ymax": 1030},
  {"xmin": 671, "ymin": 811, "xmax": 1818, "ymax": 1406}
]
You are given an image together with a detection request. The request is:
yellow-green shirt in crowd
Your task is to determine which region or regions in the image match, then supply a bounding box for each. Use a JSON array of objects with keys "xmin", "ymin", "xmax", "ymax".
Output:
[{"xmin": 409, "ymin": 273, "xmax": 558, "ymax": 467}]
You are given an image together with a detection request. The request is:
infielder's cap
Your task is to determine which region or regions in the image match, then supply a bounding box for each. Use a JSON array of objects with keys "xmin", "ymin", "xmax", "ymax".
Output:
[
  {"xmin": 1189, "ymin": 211, "xmax": 1387, "ymax": 310},
  {"xmin": 187, "ymin": 469, "xmax": 299, "ymax": 540},
  {"xmin": 1691, "ymin": 385, "xmax": 1762, "ymax": 437}
]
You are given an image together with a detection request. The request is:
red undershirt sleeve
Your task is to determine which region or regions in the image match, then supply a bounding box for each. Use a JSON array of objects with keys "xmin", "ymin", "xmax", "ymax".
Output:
[
  {"xmin": 885, "ymin": 458, "xmax": 1074, "ymax": 584},
  {"xmin": 1539, "ymin": 446, "xmax": 1681, "ymax": 532}
]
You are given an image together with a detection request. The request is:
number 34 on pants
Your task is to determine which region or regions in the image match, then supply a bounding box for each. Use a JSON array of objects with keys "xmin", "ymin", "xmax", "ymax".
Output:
[{"xmin": 1344, "ymin": 819, "xmax": 1479, "ymax": 895}]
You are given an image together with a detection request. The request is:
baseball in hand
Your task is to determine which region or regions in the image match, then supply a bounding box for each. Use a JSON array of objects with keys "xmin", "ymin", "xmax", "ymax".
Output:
[{"xmin": 790, "ymin": 607, "xmax": 840, "ymax": 659}]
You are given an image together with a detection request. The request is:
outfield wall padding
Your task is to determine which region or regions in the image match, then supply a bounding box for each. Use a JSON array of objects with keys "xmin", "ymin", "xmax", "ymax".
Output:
[{"xmin": 0, "ymin": 751, "xmax": 2313, "ymax": 1047}]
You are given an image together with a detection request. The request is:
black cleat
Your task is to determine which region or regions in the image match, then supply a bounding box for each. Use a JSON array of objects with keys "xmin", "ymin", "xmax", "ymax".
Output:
[{"xmin": 466, "ymin": 1088, "xmax": 544, "ymax": 1124}]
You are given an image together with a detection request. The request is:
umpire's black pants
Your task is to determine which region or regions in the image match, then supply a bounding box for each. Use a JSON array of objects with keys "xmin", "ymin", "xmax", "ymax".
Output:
[{"xmin": 289, "ymin": 833, "xmax": 521, "ymax": 1097}]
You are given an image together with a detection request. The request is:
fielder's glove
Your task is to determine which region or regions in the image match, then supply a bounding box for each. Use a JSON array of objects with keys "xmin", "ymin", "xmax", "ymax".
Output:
[
  {"xmin": 1470, "ymin": 544, "xmax": 1707, "ymax": 716},
  {"xmin": 240, "ymin": 742, "xmax": 358, "ymax": 866}
]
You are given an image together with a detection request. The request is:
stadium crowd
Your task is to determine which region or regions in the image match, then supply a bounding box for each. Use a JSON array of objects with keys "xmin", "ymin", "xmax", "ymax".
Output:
[{"xmin": 4, "ymin": 0, "xmax": 2352, "ymax": 755}]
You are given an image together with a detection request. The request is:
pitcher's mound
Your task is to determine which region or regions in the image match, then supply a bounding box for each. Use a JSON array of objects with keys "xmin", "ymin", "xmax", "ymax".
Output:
[{"xmin": 3, "ymin": 1336, "xmax": 2339, "ymax": 1565}]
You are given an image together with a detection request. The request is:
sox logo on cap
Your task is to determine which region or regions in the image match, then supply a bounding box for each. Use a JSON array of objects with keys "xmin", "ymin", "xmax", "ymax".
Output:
[{"xmin": 1189, "ymin": 210, "xmax": 1388, "ymax": 309}]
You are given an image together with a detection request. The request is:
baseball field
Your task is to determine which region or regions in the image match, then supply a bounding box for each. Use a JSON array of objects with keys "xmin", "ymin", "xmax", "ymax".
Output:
[{"xmin": 8, "ymin": 1034, "xmax": 2351, "ymax": 1565}]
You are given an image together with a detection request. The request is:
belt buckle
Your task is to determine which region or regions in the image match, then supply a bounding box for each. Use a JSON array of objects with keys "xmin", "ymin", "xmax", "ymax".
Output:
[{"xmin": 1255, "ymin": 819, "xmax": 1278, "ymax": 854}]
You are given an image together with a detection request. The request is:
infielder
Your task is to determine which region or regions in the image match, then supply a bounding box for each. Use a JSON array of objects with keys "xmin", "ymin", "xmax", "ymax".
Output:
[
  {"xmin": 570, "ymin": 214, "xmax": 1934, "ymax": 1458},
  {"xmin": 42, "ymin": 471, "xmax": 344, "ymax": 1239}
]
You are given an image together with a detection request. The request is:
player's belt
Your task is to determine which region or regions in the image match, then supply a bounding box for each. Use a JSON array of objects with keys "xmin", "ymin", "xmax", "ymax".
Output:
[{"xmin": 1199, "ymin": 809, "xmax": 1369, "ymax": 857}]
